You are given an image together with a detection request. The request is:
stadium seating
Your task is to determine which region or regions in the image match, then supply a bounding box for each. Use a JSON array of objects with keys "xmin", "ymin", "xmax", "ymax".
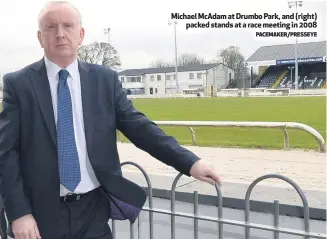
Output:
[
  {"xmin": 256, "ymin": 66, "xmax": 286, "ymax": 88},
  {"xmin": 277, "ymin": 70, "xmax": 292, "ymax": 88},
  {"xmin": 257, "ymin": 63, "xmax": 326, "ymax": 89}
]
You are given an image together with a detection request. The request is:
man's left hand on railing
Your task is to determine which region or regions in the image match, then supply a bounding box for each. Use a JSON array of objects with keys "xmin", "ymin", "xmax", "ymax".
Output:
[{"xmin": 190, "ymin": 160, "xmax": 222, "ymax": 186}]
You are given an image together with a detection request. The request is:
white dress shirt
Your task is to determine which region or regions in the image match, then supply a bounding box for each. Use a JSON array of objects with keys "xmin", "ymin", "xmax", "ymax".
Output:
[{"xmin": 44, "ymin": 56, "xmax": 100, "ymax": 196}]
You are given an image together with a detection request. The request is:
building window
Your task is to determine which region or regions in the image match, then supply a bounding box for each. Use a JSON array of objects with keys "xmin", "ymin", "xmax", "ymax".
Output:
[
  {"xmin": 189, "ymin": 73, "xmax": 194, "ymax": 80},
  {"xmin": 150, "ymin": 75, "xmax": 154, "ymax": 81},
  {"xmin": 157, "ymin": 75, "xmax": 161, "ymax": 81},
  {"xmin": 121, "ymin": 77, "xmax": 125, "ymax": 83},
  {"xmin": 126, "ymin": 76, "xmax": 142, "ymax": 83},
  {"xmin": 166, "ymin": 75, "xmax": 170, "ymax": 81},
  {"xmin": 197, "ymin": 73, "xmax": 202, "ymax": 79}
]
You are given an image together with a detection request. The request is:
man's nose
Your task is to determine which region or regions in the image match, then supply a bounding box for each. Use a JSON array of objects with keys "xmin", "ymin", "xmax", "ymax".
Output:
[{"xmin": 56, "ymin": 25, "xmax": 65, "ymax": 38}]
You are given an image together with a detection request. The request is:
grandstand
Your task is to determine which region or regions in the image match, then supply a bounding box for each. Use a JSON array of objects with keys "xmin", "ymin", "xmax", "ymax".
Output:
[{"xmin": 246, "ymin": 41, "xmax": 326, "ymax": 89}]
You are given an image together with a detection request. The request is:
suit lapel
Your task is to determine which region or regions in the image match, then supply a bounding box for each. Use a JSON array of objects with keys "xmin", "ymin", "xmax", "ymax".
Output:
[
  {"xmin": 30, "ymin": 59, "xmax": 95, "ymax": 154},
  {"xmin": 79, "ymin": 61, "xmax": 94, "ymax": 156},
  {"xmin": 30, "ymin": 59, "xmax": 57, "ymax": 146}
]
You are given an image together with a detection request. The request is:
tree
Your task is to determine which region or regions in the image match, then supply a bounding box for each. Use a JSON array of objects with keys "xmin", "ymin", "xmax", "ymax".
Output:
[
  {"xmin": 78, "ymin": 41, "xmax": 121, "ymax": 70},
  {"xmin": 215, "ymin": 46, "xmax": 249, "ymax": 87},
  {"xmin": 149, "ymin": 59, "xmax": 172, "ymax": 68},
  {"xmin": 177, "ymin": 53, "xmax": 206, "ymax": 66},
  {"xmin": 149, "ymin": 53, "xmax": 206, "ymax": 67}
]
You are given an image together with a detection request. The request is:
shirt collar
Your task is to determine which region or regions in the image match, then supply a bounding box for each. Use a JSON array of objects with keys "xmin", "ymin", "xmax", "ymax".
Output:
[{"xmin": 44, "ymin": 56, "xmax": 79, "ymax": 81}]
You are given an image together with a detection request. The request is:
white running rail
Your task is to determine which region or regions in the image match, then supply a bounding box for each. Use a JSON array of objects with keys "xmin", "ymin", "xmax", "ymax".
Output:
[{"xmin": 151, "ymin": 121, "xmax": 326, "ymax": 152}]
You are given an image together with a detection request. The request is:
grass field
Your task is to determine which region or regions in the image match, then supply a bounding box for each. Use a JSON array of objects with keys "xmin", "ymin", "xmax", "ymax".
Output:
[
  {"xmin": 119, "ymin": 96, "xmax": 326, "ymax": 150},
  {"xmin": 0, "ymin": 96, "xmax": 324, "ymax": 150}
]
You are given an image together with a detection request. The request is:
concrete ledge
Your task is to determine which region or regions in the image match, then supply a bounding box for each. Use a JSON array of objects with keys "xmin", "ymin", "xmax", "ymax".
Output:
[{"xmin": 141, "ymin": 187, "xmax": 326, "ymax": 221}]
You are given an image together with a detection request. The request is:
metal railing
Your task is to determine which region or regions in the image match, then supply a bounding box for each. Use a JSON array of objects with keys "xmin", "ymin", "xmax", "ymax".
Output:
[
  {"xmin": 112, "ymin": 161, "xmax": 327, "ymax": 239},
  {"xmin": 146, "ymin": 121, "xmax": 326, "ymax": 152}
]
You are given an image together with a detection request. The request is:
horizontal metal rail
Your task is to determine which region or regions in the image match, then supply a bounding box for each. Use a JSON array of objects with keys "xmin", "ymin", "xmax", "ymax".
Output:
[{"xmin": 153, "ymin": 120, "xmax": 326, "ymax": 152}]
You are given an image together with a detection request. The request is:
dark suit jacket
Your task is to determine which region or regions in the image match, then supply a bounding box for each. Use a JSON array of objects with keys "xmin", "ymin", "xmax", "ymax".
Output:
[{"xmin": 0, "ymin": 58, "xmax": 200, "ymax": 238}]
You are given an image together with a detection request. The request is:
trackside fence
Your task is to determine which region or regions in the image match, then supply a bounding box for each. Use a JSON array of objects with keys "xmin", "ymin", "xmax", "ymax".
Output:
[
  {"xmin": 117, "ymin": 121, "xmax": 326, "ymax": 152},
  {"xmin": 111, "ymin": 161, "xmax": 327, "ymax": 239}
]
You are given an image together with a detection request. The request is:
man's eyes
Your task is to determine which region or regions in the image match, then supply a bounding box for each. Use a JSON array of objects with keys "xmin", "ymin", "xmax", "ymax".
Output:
[
  {"xmin": 63, "ymin": 23, "xmax": 74, "ymax": 28},
  {"xmin": 46, "ymin": 23, "xmax": 74, "ymax": 29}
]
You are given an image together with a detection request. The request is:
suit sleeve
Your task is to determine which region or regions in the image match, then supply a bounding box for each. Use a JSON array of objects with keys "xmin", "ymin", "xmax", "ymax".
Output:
[
  {"xmin": 0, "ymin": 75, "xmax": 32, "ymax": 222},
  {"xmin": 113, "ymin": 71, "xmax": 200, "ymax": 176}
]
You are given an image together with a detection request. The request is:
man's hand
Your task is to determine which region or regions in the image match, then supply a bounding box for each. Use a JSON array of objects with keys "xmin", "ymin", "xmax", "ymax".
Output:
[
  {"xmin": 190, "ymin": 160, "xmax": 222, "ymax": 186},
  {"xmin": 12, "ymin": 214, "xmax": 41, "ymax": 239}
]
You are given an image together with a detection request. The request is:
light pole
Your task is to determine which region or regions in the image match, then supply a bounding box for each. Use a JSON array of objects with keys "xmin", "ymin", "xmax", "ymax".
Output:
[
  {"xmin": 104, "ymin": 27, "xmax": 112, "ymax": 58},
  {"xmin": 288, "ymin": 66, "xmax": 295, "ymax": 88},
  {"xmin": 104, "ymin": 27, "xmax": 110, "ymax": 44},
  {"xmin": 244, "ymin": 66, "xmax": 253, "ymax": 88},
  {"xmin": 288, "ymin": 0, "xmax": 303, "ymax": 90},
  {"xmin": 202, "ymin": 72, "xmax": 207, "ymax": 94},
  {"xmin": 168, "ymin": 20, "xmax": 179, "ymax": 93}
]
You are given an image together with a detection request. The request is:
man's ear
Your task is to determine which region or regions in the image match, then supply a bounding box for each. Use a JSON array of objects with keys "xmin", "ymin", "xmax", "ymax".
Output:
[
  {"xmin": 37, "ymin": 31, "xmax": 44, "ymax": 48},
  {"xmin": 79, "ymin": 27, "xmax": 85, "ymax": 45}
]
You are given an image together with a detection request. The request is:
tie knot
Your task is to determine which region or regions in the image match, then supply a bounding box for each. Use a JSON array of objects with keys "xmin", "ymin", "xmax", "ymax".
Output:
[{"xmin": 59, "ymin": 69, "xmax": 69, "ymax": 82}]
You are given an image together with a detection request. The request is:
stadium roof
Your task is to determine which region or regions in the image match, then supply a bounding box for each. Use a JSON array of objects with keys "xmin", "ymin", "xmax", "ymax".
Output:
[
  {"xmin": 118, "ymin": 63, "xmax": 221, "ymax": 76},
  {"xmin": 246, "ymin": 40, "xmax": 326, "ymax": 62}
]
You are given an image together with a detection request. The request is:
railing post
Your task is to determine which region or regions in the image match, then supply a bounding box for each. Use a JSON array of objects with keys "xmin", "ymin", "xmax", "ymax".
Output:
[
  {"xmin": 193, "ymin": 191, "xmax": 199, "ymax": 239},
  {"xmin": 170, "ymin": 173, "xmax": 183, "ymax": 239},
  {"xmin": 244, "ymin": 174, "xmax": 310, "ymax": 239},
  {"xmin": 283, "ymin": 128, "xmax": 289, "ymax": 150},
  {"xmin": 274, "ymin": 200, "xmax": 280, "ymax": 239},
  {"xmin": 215, "ymin": 182, "xmax": 223, "ymax": 239},
  {"xmin": 121, "ymin": 162, "xmax": 154, "ymax": 239},
  {"xmin": 111, "ymin": 220, "xmax": 116, "ymax": 239},
  {"xmin": 171, "ymin": 173, "xmax": 223, "ymax": 239},
  {"xmin": 188, "ymin": 126, "xmax": 196, "ymax": 145}
]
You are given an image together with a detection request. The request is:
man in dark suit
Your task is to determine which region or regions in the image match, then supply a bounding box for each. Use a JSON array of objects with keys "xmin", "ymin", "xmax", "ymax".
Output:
[{"xmin": 0, "ymin": 1, "xmax": 221, "ymax": 239}]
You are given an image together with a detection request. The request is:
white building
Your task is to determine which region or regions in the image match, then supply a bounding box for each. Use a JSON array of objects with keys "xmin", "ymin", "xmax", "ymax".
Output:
[{"xmin": 118, "ymin": 63, "xmax": 234, "ymax": 95}]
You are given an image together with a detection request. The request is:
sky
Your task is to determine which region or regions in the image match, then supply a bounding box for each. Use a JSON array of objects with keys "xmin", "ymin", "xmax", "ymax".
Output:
[{"xmin": 0, "ymin": 0, "xmax": 326, "ymax": 74}]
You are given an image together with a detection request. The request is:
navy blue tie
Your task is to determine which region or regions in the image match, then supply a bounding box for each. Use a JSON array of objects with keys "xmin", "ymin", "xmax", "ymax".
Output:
[{"xmin": 57, "ymin": 69, "xmax": 81, "ymax": 191}]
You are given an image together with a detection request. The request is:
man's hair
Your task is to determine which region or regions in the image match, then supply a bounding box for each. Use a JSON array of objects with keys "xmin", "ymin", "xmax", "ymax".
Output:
[{"xmin": 38, "ymin": 1, "xmax": 82, "ymax": 28}]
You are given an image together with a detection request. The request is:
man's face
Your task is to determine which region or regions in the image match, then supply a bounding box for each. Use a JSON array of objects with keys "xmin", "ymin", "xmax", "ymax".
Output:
[{"xmin": 37, "ymin": 4, "xmax": 84, "ymax": 63}]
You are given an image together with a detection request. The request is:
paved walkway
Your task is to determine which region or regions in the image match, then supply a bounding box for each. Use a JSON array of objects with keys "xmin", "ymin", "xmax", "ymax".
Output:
[{"xmin": 117, "ymin": 143, "xmax": 326, "ymax": 208}]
